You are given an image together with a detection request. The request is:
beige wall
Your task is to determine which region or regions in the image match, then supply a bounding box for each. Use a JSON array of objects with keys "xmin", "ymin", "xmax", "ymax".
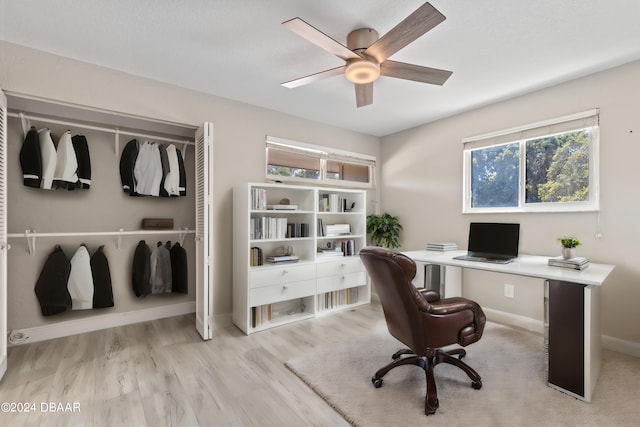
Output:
[
  {"xmin": 0, "ymin": 42, "xmax": 380, "ymax": 330},
  {"xmin": 380, "ymin": 59, "xmax": 640, "ymax": 344}
]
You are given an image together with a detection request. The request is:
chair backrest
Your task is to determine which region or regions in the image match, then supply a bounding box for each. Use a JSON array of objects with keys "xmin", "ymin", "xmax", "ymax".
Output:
[{"xmin": 360, "ymin": 246, "xmax": 429, "ymax": 353}]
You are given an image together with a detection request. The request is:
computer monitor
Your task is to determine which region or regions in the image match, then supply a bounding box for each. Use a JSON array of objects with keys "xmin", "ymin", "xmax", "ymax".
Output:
[{"xmin": 466, "ymin": 222, "xmax": 520, "ymax": 260}]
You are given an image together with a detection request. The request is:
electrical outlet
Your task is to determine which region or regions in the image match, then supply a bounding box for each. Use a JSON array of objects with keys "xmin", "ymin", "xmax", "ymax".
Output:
[{"xmin": 504, "ymin": 284, "xmax": 515, "ymax": 299}]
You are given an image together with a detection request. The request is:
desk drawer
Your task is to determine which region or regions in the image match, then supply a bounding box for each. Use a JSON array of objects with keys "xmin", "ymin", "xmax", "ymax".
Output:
[
  {"xmin": 316, "ymin": 258, "xmax": 363, "ymax": 278},
  {"xmin": 317, "ymin": 271, "xmax": 366, "ymax": 293},
  {"xmin": 249, "ymin": 279, "xmax": 316, "ymax": 306},
  {"xmin": 249, "ymin": 264, "xmax": 316, "ymax": 289}
]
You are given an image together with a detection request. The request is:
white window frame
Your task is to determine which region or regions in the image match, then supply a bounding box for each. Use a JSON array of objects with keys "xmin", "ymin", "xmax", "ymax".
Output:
[
  {"xmin": 462, "ymin": 109, "xmax": 600, "ymax": 214},
  {"xmin": 266, "ymin": 136, "xmax": 376, "ymax": 189}
]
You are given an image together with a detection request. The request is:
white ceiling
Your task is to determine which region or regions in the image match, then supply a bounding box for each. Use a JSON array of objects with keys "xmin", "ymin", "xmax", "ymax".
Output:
[{"xmin": 3, "ymin": 0, "xmax": 640, "ymax": 137}]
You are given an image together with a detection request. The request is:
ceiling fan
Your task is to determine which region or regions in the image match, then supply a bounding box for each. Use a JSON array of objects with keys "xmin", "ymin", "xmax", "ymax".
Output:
[{"xmin": 281, "ymin": 2, "xmax": 453, "ymax": 108}]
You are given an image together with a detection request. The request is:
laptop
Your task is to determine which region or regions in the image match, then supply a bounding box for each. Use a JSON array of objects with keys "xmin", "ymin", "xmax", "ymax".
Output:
[{"xmin": 453, "ymin": 222, "xmax": 520, "ymax": 264}]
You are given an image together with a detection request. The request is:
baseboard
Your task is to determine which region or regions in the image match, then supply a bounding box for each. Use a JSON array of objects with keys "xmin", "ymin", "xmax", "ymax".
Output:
[
  {"xmin": 8, "ymin": 302, "xmax": 196, "ymax": 346},
  {"xmin": 484, "ymin": 308, "xmax": 640, "ymax": 357},
  {"xmin": 602, "ymin": 335, "xmax": 640, "ymax": 358},
  {"xmin": 483, "ymin": 308, "xmax": 544, "ymax": 335}
]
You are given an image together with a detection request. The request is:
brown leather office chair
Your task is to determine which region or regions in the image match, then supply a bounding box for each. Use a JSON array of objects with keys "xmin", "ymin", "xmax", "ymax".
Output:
[{"xmin": 359, "ymin": 246, "xmax": 486, "ymax": 415}]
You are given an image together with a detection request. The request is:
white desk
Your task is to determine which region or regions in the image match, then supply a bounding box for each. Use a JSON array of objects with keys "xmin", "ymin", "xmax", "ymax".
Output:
[{"xmin": 403, "ymin": 250, "xmax": 615, "ymax": 402}]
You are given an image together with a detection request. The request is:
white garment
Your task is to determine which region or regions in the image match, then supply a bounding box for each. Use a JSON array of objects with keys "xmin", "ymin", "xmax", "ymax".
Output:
[
  {"xmin": 38, "ymin": 128, "xmax": 57, "ymax": 190},
  {"xmin": 68, "ymin": 246, "xmax": 94, "ymax": 310},
  {"xmin": 53, "ymin": 131, "xmax": 78, "ymax": 186},
  {"xmin": 149, "ymin": 243, "xmax": 172, "ymax": 294},
  {"xmin": 134, "ymin": 142, "xmax": 163, "ymax": 196},
  {"xmin": 164, "ymin": 144, "xmax": 181, "ymax": 196}
]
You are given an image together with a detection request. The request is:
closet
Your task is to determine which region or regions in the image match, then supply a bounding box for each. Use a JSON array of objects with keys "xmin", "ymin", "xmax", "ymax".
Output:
[{"xmin": 0, "ymin": 91, "xmax": 213, "ymax": 380}]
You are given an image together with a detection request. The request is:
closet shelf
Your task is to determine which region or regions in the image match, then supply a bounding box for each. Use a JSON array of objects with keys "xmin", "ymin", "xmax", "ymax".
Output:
[
  {"xmin": 7, "ymin": 111, "xmax": 195, "ymax": 155},
  {"xmin": 7, "ymin": 228, "xmax": 195, "ymax": 255}
]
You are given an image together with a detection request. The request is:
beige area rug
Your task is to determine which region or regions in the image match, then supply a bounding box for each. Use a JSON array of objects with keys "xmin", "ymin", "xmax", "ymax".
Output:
[{"xmin": 286, "ymin": 322, "xmax": 640, "ymax": 426}]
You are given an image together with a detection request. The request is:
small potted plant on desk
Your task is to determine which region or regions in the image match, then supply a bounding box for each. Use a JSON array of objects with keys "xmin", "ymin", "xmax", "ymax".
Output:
[
  {"xmin": 366, "ymin": 213, "xmax": 402, "ymax": 249},
  {"xmin": 557, "ymin": 236, "xmax": 581, "ymax": 259}
]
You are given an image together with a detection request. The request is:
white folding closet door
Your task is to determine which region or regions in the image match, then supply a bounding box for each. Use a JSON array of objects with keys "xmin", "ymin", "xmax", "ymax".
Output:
[
  {"xmin": 195, "ymin": 122, "xmax": 214, "ymax": 340},
  {"xmin": 0, "ymin": 91, "xmax": 8, "ymax": 380}
]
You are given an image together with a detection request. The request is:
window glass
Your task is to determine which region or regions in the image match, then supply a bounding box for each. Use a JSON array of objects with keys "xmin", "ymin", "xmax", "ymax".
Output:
[
  {"xmin": 267, "ymin": 148, "xmax": 320, "ymax": 179},
  {"xmin": 471, "ymin": 143, "xmax": 519, "ymax": 208},
  {"xmin": 525, "ymin": 130, "xmax": 590, "ymax": 203},
  {"xmin": 326, "ymin": 160, "xmax": 370, "ymax": 183}
]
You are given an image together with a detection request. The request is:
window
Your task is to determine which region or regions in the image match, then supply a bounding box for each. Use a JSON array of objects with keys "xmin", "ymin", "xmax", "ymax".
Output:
[
  {"xmin": 266, "ymin": 136, "xmax": 375, "ymax": 188},
  {"xmin": 463, "ymin": 110, "xmax": 599, "ymax": 213}
]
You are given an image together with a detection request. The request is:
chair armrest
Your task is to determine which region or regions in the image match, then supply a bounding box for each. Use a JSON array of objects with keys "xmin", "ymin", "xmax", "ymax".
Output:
[
  {"xmin": 418, "ymin": 288, "xmax": 440, "ymax": 303},
  {"xmin": 428, "ymin": 297, "xmax": 481, "ymax": 316}
]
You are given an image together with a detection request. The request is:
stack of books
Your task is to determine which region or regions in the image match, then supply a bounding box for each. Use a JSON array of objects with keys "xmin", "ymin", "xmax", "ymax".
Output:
[
  {"xmin": 265, "ymin": 255, "xmax": 299, "ymax": 264},
  {"xmin": 426, "ymin": 242, "xmax": 458, "ymax": 251},
  {"xmin": 547, "ymin": 256, "xmax": 590, "ymax": 270},
  {"xmin": 316, "ymin": 248, "xmax": 344, "ymax": 258}
]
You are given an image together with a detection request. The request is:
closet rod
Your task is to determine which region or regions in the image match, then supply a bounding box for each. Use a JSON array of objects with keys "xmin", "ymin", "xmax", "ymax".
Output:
[
  {"xmin": 6, "ymin": 229, "xmax": 196, "ymax": 238},
  {"xmin": 6, "ymin": 111, "xmax": 195, "ymax": 146},
  {"xmin": 7, "ymin": 228, "xmax": 195, "ymax": 256}
]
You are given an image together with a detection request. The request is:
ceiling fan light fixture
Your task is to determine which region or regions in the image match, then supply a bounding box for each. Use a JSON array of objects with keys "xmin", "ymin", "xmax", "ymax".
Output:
[{"xmin": 345, "ymin": 58, "xmax": 380, "ymax": 84}]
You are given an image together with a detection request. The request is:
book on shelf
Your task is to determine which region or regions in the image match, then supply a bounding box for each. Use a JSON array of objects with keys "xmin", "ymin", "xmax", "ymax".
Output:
[
  {"xmin": 325, "ymin": 223, "xmax": 351, "ymax": 236},
  {"xmin": 250, "ymin": 246, "xmax": 263, "ymax": 266},
  {"xmin": 316, "ymin": 248, "xmax": 344, "ymax": 258},
  {"xmin": 547, "ymin": 256, "xmax": 590, "ymax": 270},
  {"xmin": 426, "ymin": 242, "xmax": 458, "ymax": 251},
  {"xmin": 265, "ymin": 255, "xmax": 300, "ymax": 264},
  {"xmin": 317, "ymin": 218, "xmax": 324, "ymax": 237},
  {"xmin": 251, "ymin": 304, "xmax": 272, "ymax": 328},
  {"xmin": 318, "ymin": 193, "xmax": 353, "ymax": 213},
  {"xmin": 267, "ymin": 204, "xmax": 298, "ymax": 211},
  {"xmin": 251, "ymin": 188, "xmax": 267, "ymax": 210}
]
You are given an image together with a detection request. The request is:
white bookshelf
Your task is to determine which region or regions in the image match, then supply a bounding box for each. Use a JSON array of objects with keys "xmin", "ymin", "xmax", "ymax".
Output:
[{"xmin": 233, "ymin": 183, "xmax": 369, "ymax": 334}]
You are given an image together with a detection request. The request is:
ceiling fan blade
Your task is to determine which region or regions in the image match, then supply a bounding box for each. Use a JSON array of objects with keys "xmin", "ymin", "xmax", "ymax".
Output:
[
  {"xmin": 380, "ymin": 60, "xmax": 452, "ymax": 85},
  {"xmin": 283, "ymin": 17, "xmax": 360, "ymax": 61},
  {"xmin": 355, "ymin": 83, "xmax": 373, "ymax": 108},
  {"xmin": 364, "ymin": 2, "xmax": 446, "ymax": 63},
  {"xmin": 282, "ymin": 65, "xmax": 346, "ymax": 88}
]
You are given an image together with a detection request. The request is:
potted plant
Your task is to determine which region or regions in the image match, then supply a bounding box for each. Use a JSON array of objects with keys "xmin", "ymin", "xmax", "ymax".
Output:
[
  {"xmin": 557, "ymin": 236, "xmax": 581, "ymax": 259},
  {"xmin": 366, "ymin": 213, "xmax": 403, "ymax": 249}
]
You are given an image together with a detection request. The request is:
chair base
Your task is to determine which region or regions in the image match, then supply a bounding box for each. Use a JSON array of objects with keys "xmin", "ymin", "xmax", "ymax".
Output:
[{"xmin": 371, "ymin": 347, "xmax": 482, "ymax": 415}]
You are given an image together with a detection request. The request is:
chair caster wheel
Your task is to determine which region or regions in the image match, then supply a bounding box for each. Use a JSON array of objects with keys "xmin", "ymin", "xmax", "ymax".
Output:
[
  {"xmin": 471, "ymin": 381, "xmax": 482, "ymax": 390},
  {"xmin": 372, "ymin": 378, "xmax": 383, "ymax": 388}
]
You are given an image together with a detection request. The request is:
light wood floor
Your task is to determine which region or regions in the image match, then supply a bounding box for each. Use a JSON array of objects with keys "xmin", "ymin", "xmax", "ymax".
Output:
[{"xmin": 0, "ymin": 300, "xmax": 385, "ymax": 427}]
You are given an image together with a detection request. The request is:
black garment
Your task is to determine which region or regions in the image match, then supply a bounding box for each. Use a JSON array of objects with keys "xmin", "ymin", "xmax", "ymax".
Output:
[
  {"xmin": 158, "ymin": 144, "xmax": 170, "ymax": 197},
  {"xmin": 132, "ymin": 240, "xmax": 151, "ymax": 297},
  {"xmin": 119, "ymin": 138, "xmax": 140, "ymax": 195},
  {"xmin": 20, "ymin": 126, "xmax": 42, "ymax": 188},
  {"xmin": 34, "ymin": 245, "xmax": 71, "ymax": 316},
  {"xmin": 72, "ymin": 134, "xmax": 92, "ymax": 189},
  {"xmin": 91, "ymin": 246, "xmax": 114, "ymax": 308},
  {"xmin": 170, "ymin": 242, "xmax": 188, "ymax": 294},
  {"xmin": 177, "ymin": 148, "xmax": 186, "ymax": 197}
]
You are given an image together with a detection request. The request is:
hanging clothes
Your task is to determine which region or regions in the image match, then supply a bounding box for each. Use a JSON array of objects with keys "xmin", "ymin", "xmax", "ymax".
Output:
[
  {"xmin": 91, "ymin": 245, "xmax": 114, "ymax": 308},
  {"xmin": 120, "ymin": 138, "xmax": 140, "ymax": 195},
  {"xmin": 170, "ymin": 242, "xmax": 188, "ymax": 294},
  {"xmin": 72, "ymin": 134, "xmax": 92, "ymax": 189},
  {"xmin": 132, "ymin": 240, "xmax": 151, "ymax": 297},
  {"xmin": 20, "ymin": 126, "xmax": 42, "ymax": 188},
  {"xmin": 149, "ymin": 241, "xmax": 172, "ymax": 294},
  {"xmin": 134, "ymin": 142, "xmax": 163, "ymax": 196},
  {"xmin": 158, "ymin": 144, "xmax": 170, "ymax": 197},
  {"xmin": 67, "ymin": 245, "xmax": 95, "ymax": 310},
  {"xmin": 34, "ymin": 245, "xmax": 71, "ymax": 316},
  {"xmin": 177, "ymin": 147, "xmax": 187, "ymax": 196},
  {"xmin": 53, "ymin": 130, "xmax": 79, "ymax": 190},
  {"xmin": 38, "ymin": 128, "xmax": 57, "ymax": 190},
  {"xmin": 164, "ymin": 144, "xmax": 181, "ymax": 196}
]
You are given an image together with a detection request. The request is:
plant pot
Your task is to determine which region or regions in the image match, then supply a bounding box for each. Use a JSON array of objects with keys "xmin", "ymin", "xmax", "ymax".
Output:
[{"xmin": 561, "ymin": 247, "xmax": 576, "ymax": 259}]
